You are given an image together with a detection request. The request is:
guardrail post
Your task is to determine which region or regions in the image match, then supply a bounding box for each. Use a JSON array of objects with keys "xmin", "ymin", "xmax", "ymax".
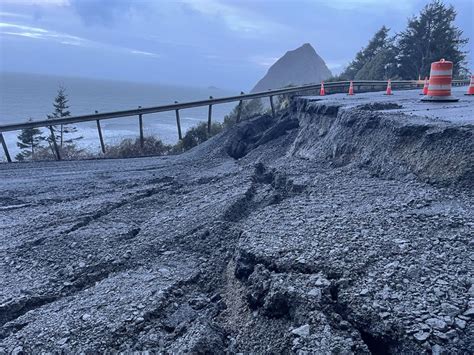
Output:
[
  {"xmin": 174, "ymin": 101, "xmax": 182, "ymax": 140},
  {"xmin": 95, "ymin": 111, "xmax": 105, "ymax": 154},
  {"xmin": 0, "ymin": 132, "xmax": 12, "ymax": 163},
  {"xmin": 49, "ymin": 126, "xmax": 61, "ymax": 161},
  {"xmin": 208, "ymin": 96, "xmax": 213, "ymax": 134},
  {"xmin": 138, "ymin": 106, "xmax": 144, "ymax": 149},
  {"xmin": 236, "ymin": 91, "xmax": 244, "ymax": 123},
  {"xmin": 96, "ymin": 120, "xmax": 105, "ymax": 154},
  {"xmin": 269, "ymin": 95, "xmax": 275, "ymax": 119}
]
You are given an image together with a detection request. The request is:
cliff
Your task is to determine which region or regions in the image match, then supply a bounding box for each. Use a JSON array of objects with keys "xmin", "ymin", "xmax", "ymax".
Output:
[{"xmin": 251, "ymin": 43, "xmax": 332, "ymax": 92}]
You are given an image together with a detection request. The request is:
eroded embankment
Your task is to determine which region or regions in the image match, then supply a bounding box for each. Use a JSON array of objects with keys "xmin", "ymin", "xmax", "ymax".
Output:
[
  {"xmin": 289, "ymin": 98, "xmax": 473, "ymax": 188},
  {"xmin": 1, "ymin": 96, "xmax": 472, "ymax": 354}
]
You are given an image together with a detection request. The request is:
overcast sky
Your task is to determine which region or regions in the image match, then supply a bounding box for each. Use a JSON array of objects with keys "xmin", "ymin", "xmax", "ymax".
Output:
[{"xmin": 0, "ymin": 0, "xmax": 472, "ymax": 91}]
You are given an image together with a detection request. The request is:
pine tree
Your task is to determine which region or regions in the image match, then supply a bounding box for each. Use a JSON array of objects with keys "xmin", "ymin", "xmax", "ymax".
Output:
[
  {"xmin": 47, "ymin": 87, "xmax": 82, "ymax": 148},
  {"xmin": 397, "ymin": 0, "xmax": 468, "ymax": 79},
  {"xmin": 16, "ymin": 119, "xmax": 44, "ymax": 161},
  {"xmin": 341, "ymin": 26, "xmax": 391, "ymax": 79},
  {"xmin": 354, "ymin": 44, "xmax": 398, "ymax": 80}
]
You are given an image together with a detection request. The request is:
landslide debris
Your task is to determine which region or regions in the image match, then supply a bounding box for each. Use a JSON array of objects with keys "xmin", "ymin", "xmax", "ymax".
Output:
[{"xmin": 1, "ymin": 95, "xmax": 472, "ymax": 353}]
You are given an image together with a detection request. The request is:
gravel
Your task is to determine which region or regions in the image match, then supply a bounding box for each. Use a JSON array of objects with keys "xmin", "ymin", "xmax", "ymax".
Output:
[{"xmin": 0, "ymin": 89, "xmax": 472, "ymax": 353}]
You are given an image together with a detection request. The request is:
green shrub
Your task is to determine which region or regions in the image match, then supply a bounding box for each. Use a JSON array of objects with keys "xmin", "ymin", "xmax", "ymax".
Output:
[
  {"xmin": 18, "ymin": 143, "xmax": 87, "ymax": 161},
  {"xmin": 105, "ymin": 136, "xmax": 172, "ymax": 158},
  {"xmin": 173, "ymin": 122, "xmax": 223, "ymax": 153}
]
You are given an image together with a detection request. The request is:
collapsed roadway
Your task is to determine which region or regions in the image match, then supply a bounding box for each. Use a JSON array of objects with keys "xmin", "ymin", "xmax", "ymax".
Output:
[{"xmin": 0, "ymin": 86, "xmax": 473, "ymax": 353}]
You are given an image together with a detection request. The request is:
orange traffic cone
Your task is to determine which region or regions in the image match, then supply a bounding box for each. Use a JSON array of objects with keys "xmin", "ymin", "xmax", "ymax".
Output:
[
  {"xmin": 420, "ymin": 77, "xmax": 429, "ymax": 95},
  {"xmin": 465, "ymin": 75, "xmax": 474, "ymax": 95},
  {"xmin": 385, "ymin": 79, "xmax": 393, "ymax": 95},
  {"xmin": 320, "ymin": 81, "xmax": 325, "ymax": 96},
  {"xmin": 348, "ymin": 81, "xmax": 354, "ymax": 95}
]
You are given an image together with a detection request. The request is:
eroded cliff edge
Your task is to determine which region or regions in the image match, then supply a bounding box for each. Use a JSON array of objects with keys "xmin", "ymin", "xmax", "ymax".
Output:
[
  {"xmin": 1, "ymin": 92, "xmax": 473, "ymax": 353},
  {"xmin": 290, "ymin": 98, "xmax": 473, "ymax": 187}
]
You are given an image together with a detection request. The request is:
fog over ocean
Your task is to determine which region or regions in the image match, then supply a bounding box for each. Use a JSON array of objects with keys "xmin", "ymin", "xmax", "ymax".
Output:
[{"xmin": 0, "ymin": 72, "xmax": 237, "ymax": 158}]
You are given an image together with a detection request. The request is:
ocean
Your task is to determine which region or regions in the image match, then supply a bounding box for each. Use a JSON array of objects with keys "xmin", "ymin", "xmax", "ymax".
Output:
[{"xmin": 0, "ymin": 72, "xmax": 237, "ymax": 159}]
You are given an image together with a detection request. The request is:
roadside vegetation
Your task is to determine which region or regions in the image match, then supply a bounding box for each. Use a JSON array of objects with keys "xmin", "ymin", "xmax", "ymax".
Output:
[
  {"xmin": 330, "ymin": 0, "xmax": 469, "ymax": 81},
  {"xmin": 16, "ymin": 87, "xmax": 85, "ymax": 161},
  {"xmin": 14, "ymin": 89, "xmax": 269, "ymax": 162}
]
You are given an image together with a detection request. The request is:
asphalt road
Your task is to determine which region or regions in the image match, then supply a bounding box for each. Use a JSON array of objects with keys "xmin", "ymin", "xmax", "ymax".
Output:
[
  {"xmin": 0, "ymin": 92, "xmax": 472, "ymax": 353},
  {"xmin": 304, "ymin": 86, "xmax": 474, "ymax": 124}
]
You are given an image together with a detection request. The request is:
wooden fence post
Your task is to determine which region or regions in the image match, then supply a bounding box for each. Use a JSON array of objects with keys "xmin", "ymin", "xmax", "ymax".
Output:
[
  {"xmin": 236, "ymin": 91, "xmax": 244, "ymax": 123},
  {"xmin": 207, "ymin": 96, "xmax": 213, "ymax": 134},
  {"xmin": 269, "ymin": 95, "xmax": 275, "ymax": 119},
  {"xmin": 0, "ymin": 133, "xmax": 12, "ymax": 163},
  {"xmin": 49, "ymin": 126, "xmax": 61, "ymax": 160},
  {"xmin": 94, "ymin": 111, "xmax": 105, "ymax": 154},
  {"xmin": 138, "ymin": 106, "xmax": 144, "ymax": 149},
  {"xmin": 174, "ymin": 101, "xmax": 182, "ymax": 140},
  {"xmin": 96, "ymin": 120, "xmax": 105, "ymax": 154}
]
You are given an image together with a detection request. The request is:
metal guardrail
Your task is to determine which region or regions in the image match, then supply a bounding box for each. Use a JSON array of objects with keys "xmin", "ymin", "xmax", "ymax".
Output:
[{"xmin": 0, "ymin": 79, "xmax": 469, "ymax": 163}]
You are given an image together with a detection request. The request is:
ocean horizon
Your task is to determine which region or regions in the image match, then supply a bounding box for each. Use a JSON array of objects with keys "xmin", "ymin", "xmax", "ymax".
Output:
[{"xmin": 0, "ymin": 72, "xmax": 238, "ymax": 160}]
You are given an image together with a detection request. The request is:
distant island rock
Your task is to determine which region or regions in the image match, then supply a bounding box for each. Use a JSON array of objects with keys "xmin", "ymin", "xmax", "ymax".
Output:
[{"xmin": 251, "ymin": 43, "xmax": 332, "ymax": 93}]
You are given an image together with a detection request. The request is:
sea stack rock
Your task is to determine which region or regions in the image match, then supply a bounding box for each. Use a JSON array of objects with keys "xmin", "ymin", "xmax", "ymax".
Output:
[{"xmin": 251, "ymin": 43, "xmax": 332, "ymax": 93}]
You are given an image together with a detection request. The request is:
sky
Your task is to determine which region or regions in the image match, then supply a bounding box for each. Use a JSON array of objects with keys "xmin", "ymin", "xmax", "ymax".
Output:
[{"xmin": 0, "ymin": 0, "xmax": 473, "ymax": 91}]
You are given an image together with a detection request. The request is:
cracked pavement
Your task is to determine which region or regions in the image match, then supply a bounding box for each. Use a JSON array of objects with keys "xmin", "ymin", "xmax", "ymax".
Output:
[{"xmin": 0, "ymin": 90, "xmax": 473, "ymax": 353}]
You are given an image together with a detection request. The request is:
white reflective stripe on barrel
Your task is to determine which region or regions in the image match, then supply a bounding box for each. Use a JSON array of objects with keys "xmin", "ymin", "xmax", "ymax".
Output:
[
  {"xmin": 430, "ymin": 69, "xmax": 453, "ymax": 76},
  {"xmin": 428, "ymin": 84, "xmax": 452, "ymax": 90}
]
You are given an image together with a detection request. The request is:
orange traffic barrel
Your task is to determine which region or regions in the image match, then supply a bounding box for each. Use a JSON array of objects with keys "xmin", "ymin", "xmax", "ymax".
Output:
[
  {"xmin": 421, "ymin": 59, "xmax": 458, "ymax": 102},
  {"xmin": 465, "ymin": 75, "xmax": 474, "ymax": 95}
]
